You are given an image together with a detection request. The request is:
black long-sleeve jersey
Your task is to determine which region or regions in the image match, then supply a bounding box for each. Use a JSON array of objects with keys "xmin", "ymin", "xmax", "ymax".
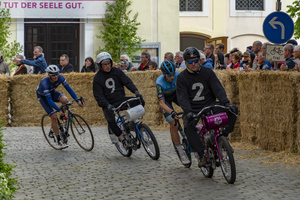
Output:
[
  {"xmin": 176, "ymin": 66, "xmax": 229, "ymax": 113},
  {"xmin": 93, "ymin": 67, "xmax": 138, "ymax": 108}
]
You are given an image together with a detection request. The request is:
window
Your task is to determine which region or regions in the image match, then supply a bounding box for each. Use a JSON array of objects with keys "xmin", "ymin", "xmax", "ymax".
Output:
[
  {"xmin": 180, "ymin": 0, "xmax": 202, "ymax": 11},
  {"xmin": 236, "ymin": 0, "xmax": 264, "ymax": 11}
]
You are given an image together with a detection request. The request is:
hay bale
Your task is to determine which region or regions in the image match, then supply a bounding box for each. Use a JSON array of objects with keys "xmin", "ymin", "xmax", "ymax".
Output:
[{"xmin": 0, "ymin": 76, "xmax": 9, "ymax": 125}]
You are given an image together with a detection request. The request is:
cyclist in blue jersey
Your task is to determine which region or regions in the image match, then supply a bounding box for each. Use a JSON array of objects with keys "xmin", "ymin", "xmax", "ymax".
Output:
[
  {"xmin": 37, "ymin": 65, "xmax": 84, "ymax": 148},
  {"xmin": 156, "ymin": 60, "xmax": 190, "ymax": 165}
]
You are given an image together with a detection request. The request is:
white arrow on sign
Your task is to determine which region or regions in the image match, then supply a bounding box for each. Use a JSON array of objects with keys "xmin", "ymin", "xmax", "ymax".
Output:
[{"xmin": 269, "ymin": 17, "xmax": 285, "ymax": 39}]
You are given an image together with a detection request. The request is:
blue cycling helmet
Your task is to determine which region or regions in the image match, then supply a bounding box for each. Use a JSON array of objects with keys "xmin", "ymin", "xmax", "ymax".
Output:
[{"xmin": 160, "ymin": 60, "xmax": 175, "ymax": 75}]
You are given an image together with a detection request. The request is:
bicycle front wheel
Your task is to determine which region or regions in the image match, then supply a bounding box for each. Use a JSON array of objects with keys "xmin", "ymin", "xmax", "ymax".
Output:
[
  {"xmin": 70, "ymin": 114, "xmax": 94, "ymax": 151},
  {"xmin": 41, "ymin": 114, "xmax": 63, "ymax": 150},
  {"xmin": 218, "ymin": 136, "xmax": 236, "ymax": 184},
  {"xmin": 138, "ymin": 123, "xmax": 160, "ymax": 160}
]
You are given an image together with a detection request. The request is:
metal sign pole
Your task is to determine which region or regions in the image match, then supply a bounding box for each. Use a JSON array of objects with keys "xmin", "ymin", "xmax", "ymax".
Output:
[{"xmin": 276, "ymin": 0, "xmax": 281, "ymax": 12}]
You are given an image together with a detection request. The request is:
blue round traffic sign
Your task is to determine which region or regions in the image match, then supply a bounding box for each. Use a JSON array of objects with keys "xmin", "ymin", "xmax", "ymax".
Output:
[{"xmin": 263, "ymin": 11, "xmax": 294, "ymax": 44}]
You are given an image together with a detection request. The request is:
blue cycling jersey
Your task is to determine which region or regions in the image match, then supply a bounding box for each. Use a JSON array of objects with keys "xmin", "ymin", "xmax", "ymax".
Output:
[
  {"xmin": 155, "ymin": 71, "xmax": 180, "ymax": 102},
  {"xmin": 37, "ymin": 75, "xmax": 78, "ymax": 111}
]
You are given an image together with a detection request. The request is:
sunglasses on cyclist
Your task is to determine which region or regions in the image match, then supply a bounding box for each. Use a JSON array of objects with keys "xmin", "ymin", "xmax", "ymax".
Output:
[{"xmin": 187, "ymin": 59, "xmax": 199, "ymax": 64}]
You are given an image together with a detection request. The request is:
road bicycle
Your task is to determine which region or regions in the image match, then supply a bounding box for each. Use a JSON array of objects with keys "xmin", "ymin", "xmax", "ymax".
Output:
[
  {"xmin": 41, "ymin": 97, "xmax": 94, "ymax": 151},
  {"xmin": 192, "ymin": 104, "xmax": 237, "ymax": 184},
  {"xmin": 108, "ymin": 97, "xmax": 160, "ymax": 160},
  {"xmin": 173, "ymin": 112, "xmax": 192, "ymax": 168}
]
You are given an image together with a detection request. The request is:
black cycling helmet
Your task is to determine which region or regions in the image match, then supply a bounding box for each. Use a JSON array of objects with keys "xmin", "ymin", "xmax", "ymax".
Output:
[
  {"xmin": 160, "ymin": 60, "xmax": 175, "ymax": 75},
  {"xmin": 183, "ymin": 47, "xmax": 200, "ymax": 60}
]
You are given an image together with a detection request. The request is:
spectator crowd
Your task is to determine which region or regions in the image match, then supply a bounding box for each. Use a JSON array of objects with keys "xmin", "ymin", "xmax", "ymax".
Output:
[{"xmin": 1, "ymin": 39, "xmax": 300, "ymax": 76}]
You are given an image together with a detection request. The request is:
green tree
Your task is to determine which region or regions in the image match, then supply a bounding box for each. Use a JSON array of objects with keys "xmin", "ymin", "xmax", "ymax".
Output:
[
  {"xmin": 97, "ymin": 0, "xmax": 144, "ymax": 62},
  {"xmin": 287, "ymin": 1, "xmax": 300, "ymax": 39},
  {"xmin": 0, "ymin": 2, "xmax": 23, "ymax": 71}
]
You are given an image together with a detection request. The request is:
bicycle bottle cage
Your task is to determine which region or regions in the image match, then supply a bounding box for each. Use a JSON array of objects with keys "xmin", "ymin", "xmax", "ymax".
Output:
[
  {"xmin": 203, "ymin": 112, "xmax": 228, "ymax": 130},
  {"xmin": 125, "ymin": 105, "xmax": 145, "ymax": 121}
]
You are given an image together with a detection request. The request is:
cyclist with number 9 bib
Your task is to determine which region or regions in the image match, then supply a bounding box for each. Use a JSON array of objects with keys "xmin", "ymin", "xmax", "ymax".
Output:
[
  {"xmin": 155, "ymin": 60, "xmax": 190, "ymax": 165},
  {"xmin": 93, "ymin": 52, "xmax": 144, "ymax": 148},
  {"xmin": 176, "ymin": 47, "xmax": 238, "ymax": 167}
]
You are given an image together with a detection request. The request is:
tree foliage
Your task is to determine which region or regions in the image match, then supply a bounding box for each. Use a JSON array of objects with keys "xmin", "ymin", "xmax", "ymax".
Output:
[
  {"xmin": 287, "ymin": 1, "xmax": 300, "ymax": 39},
  {"xmin": 0, "ymin": 2, "xmax": 23, "ymax": 71},
  {"xmin": 97, "ymin": 0, "xmax": 144, "ymax": 62}
]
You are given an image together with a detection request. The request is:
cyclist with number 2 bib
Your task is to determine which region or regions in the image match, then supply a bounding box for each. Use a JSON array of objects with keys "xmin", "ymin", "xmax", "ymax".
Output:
[
  {"xmin": 155, "ymin": 60, "xmax": 190, "ymax": 165},
  {"xmin": 37, "ymin": 65, "xmax": 84, "ymax": 148},
  {"xmin": 176, "ymin": 47, "xmax": 238, "ymax": 167},
  {"xmin": 93, "ymin": 52, "xmax": 144, "ymax": 148}
]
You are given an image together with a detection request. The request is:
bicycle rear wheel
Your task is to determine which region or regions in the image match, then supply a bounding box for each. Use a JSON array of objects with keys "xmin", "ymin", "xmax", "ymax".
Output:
[
  {"xmin": 218, "ymin": 136, "xmax": 236, "ymax": 184},
  {"xmin": 41, "ymin": 114, "xmax": 63, "ymax": 150},
  {"xmin": 172, "ymin": 138, "xmax": 192, "ymax": 168},
  {"xmin": 138, "ymin": 123, "xmax": 160, "ymax": 160},
  {"xmin": 70, "ymin": 114, "xmax": 94, "ymax": 151},
  {"xmin": 108, "ymin": 125, "xmax": 132, "ymax": 157}
]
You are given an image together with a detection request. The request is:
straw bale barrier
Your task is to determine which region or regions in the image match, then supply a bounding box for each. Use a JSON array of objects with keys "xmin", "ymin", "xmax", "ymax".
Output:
[
  {"xmin": 6, "ymin": 69, "xmax": 300, "ymax": 154},
  {"xmin": 0, "ymin": 76, "xmax": 9, "ymax": 125},
  {"xmin": 237, "ymin": 71, "xmax": 298, "ymax": 153},
  {"xmin": 215, "ymin": 70, "xmax": 240, "ymax": 142}
]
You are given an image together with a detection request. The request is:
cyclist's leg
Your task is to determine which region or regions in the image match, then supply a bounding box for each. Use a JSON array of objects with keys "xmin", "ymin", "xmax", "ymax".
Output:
[
  {"xmin": 102, "ymin": 106, "xmax": 123, "ymax": 141},
  {"xmin": 182, "ymin": 114, "xmax": 204, "ymax": 157},
  {"xmin": 162, "ymin": 101, "xmax": 180, "ymax": 145},
  {"xmin": 37, "ymin": 94, "xmax": 59, "ymax": 136}
]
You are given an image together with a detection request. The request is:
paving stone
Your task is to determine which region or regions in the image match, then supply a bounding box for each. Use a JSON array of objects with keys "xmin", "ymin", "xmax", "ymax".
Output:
[{"xmin": 2, "ymin": 127, "xmax": 300, "ymax": 199}]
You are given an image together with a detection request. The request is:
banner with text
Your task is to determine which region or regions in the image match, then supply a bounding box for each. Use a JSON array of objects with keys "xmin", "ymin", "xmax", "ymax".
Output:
[{"xmin": 0, "ymin": 0, "xmax": 115, "ymax": 18}]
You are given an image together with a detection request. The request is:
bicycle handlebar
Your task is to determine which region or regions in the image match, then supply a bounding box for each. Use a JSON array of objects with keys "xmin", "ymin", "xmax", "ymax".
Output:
[
  {"xmin": 193, "ymin": 104, "xmax": 237, "ymax": 120},
  {"xmin": 112, "ymin": 97, "xmax": 142, "ymax": 114},
  {"xmin": 59, "ymin": 96, "xmax": 84, "ymax": 112}
]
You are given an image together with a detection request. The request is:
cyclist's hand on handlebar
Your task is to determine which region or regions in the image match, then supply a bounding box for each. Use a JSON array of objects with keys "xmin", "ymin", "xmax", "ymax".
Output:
[
  {"xmin": 186, "ymin": 112, "xmax": 194, "ymax": 123},
  {"xmin": 59, "ymin": 109, "xmax": 65, "ymax": 117},
  {"xmin": 135, "ymin": 93, "xmax": 144, "ymax": 102},
  {"xmin": 77, "ymin": 101, "xmax": 84, "ymax": 107},
  {"xmin": 224, "ymin": 103, "xmax": 237, "ymax": 114},
  {"xmin": 171, "ymin": 110, "xmax": 178, "ymax": 120},
  {"xmin": 107, "ymin": 104, "xmax": 115, "ymax": 112}
]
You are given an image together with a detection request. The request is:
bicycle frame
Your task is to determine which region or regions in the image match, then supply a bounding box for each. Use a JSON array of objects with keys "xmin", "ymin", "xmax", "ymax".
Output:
[
  {"xmin": 115, "ymin": 111, "xmax": 148, "ymax": 144},
  {"xmin": 176, "ymin": 112, "xmax": 193, "ymax": 153}
]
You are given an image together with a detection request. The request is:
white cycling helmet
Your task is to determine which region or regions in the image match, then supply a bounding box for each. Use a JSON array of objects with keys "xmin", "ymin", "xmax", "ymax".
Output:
[
  {"xmin": 96, "ymin": 52, "xmax": 113, "ymax": 67},
  {"xmin": 46, "ymin": 65, "xmax": 60, "ymax": 76}
]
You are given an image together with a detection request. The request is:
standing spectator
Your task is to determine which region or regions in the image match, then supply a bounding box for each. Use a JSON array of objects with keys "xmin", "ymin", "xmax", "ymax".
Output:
[
  {"xmin": 226, "ymin": 48, "xmax": 239, "ymax": 69},
  {"xmin": 215, "ymin": 52, "xmax": 226, "ymax": 69},
  {"xmin": 199, "ymin": 52, "xmax": 213, "ymax": 69},
  {"xmin": 13, "ymin": 55, "xmax": 27, "ymax": 75},
  {"xmin": 0, "ymin": 50, "xmax": 10, "ymax": 76},
  {"xmin": 119, "ymin": 60, "xmax": 129, "ymax": 72},
  {"xmin": 224, "ymin": 53, "xmax": 231, "ymax": 67},
  {"xmin": 13, "ymin": 46, "xmax": 47, "ymax": 74},
  {"xmin": 164, "ymin": 52, "xmax": 174, "ymax": 63},
  {"xmin": 174, "ymin": 51, "xmax": 187, "ymax": 69},
  {"xmin": 240, "ymin": 52, "xmax": 251, "ymax": 69},
  {"xmin": 215, "ymin": 43, "xmax": 225, "ymax": 54},
  {"xmin": 57, "ymin": 54, "xmax": 74, "ymax": 73},
  {"xmin": 280, "ymin": 44, "xmax": 295, "ymax": 71},
  {"xmin": 204, "ymin": 43, "xmax": 215, "ymax": 68},
  {"xmin": 131, "ymin": 52, "xmax": 151, "ymax": 71},
  {"xmin": 293, "ymin": 45, "xmax": 300, "ymax": 71},
  {"xmin": 246, "ymin": 46, "xmax": 253, "ymax": 52},
  {"xmin": 148, "ymin": 61, "xmax": 158, "ymax": 70},
  {"xmin": 232, "ymin": 52, "xmax": 242, "ymax": 69},
  {"xmin": 120, "ymin": 54, "xmax": 133, "ymax": 71},
  {"xmin": 251, "ymin": 41, "xmax": 262, "ymax": 70},
  {"xmin": 81, "ymin": 57, "xmax": 96, "ymax": 73}
]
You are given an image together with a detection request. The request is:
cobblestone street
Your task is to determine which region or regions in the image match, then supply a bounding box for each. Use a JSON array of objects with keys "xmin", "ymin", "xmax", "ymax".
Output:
[{"xmin": 3, "ymin": 127, "xmax": 300, "ymax": 200}]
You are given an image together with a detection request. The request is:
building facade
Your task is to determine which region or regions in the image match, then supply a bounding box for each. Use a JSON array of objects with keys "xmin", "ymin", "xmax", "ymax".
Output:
[{"xmin": 2, "ymin": 0, "xmax": 297, "ymax": 71}]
